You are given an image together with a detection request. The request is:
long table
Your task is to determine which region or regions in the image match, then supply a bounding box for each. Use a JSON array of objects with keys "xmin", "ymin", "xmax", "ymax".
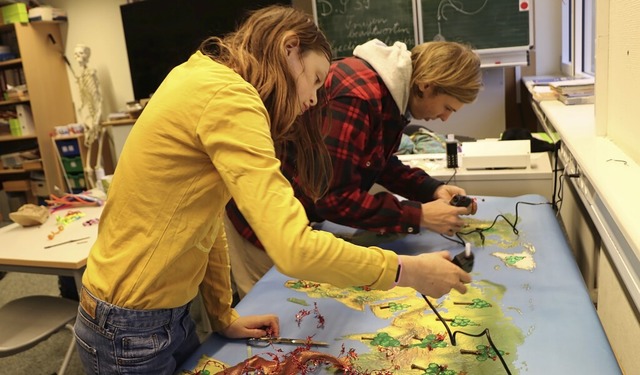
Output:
[
  {"xmin": 0, "ymin": 205, "xmax": 103, "ymax": 293},
  {"xmin": 179, "ymin": 195, "xmax": 620, "ymax": 374}
]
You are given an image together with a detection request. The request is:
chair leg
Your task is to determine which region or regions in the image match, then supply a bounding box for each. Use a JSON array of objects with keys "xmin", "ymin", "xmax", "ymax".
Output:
[{"xmin": 56, "ymin": 323, "xmax": 76, "ymax": 375}]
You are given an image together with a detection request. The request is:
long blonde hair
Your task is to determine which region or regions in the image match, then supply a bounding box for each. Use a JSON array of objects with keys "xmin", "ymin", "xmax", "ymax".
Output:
[
  {"xmin": 410, "ymin": 41, "xmax": 482, "ymax": 103},
  {"xmin": 199, "ymin": 5, "xmax": 333, "ymax": 199}
]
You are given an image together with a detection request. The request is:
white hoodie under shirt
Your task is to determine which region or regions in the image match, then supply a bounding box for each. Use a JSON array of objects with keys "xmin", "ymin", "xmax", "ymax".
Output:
[{"xmin": 353, "ymin": 39, "xmax": 413, "ymax": 116}]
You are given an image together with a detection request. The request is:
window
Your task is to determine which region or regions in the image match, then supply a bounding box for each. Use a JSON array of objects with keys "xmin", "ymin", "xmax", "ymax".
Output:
[
  {"xmin": 561, "ymin": 0, "xmax": 595, "ymax": 77},
  {"xmin": 560, "ymin": 0, "xmax": 572, "ymax": 76},
  {"xmin": 582, "ymin": 0, "xmax": 596, "ymax": 75}
]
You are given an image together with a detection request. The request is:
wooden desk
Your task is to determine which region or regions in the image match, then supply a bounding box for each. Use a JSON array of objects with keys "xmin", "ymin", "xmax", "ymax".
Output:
[
  {"xmin": 180, "ymin": 195, "xmax": 620, "ymax": 374},
  {"xmin": 0, "ymin": 205, "xmax": 103, "ymax": 292}
]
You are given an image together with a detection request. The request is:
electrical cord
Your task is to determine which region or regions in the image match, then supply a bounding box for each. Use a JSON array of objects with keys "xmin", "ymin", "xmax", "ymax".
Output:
[
  {"xmin": 422, "ymin": 294, "xmax": 512, "ymax": 374},
  {"xmin": 441, "ymin": 201, "xmax": 551, "ymax": 246},
  {"xmin": 551, "ymin": 143, "xmax": 561, "ymax": 211},
  {"xmin": 431, "ymin": 200, "xmax": 557, "ymax": 373},
  {"xmin": 556, "ymin": 173, "xmax": 564, "ymax": 214},
  {"xmin": 444, "ymin": 167, "xmax": 458, "ymax": 185}
]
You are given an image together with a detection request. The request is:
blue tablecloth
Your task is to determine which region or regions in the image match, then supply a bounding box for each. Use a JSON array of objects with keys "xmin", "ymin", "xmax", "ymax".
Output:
[{"xmin": 179, "ymin": 195, "xmax": 620, "ymax": 374}]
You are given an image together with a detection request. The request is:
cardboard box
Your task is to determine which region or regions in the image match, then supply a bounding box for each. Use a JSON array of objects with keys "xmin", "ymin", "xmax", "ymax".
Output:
[
  {"xmin": 22, "ymin": 159, "xmax": 43, "ymax": 171},
  {"xmin": 3, "ymin": 179, "xmax": 30, "ymax": 192},
  {"xmin": 30, "ymin": 180, "xmax": 48, "ymax": 196},
  {"xmin": 0, "ymin": 152, "xmax": 23, "ymax": 169},
  {"xmin": 28, "ymin": 6, "xmax": 67, "ymax": 22},
  {"xmin": 2, "ymin": 3, "xmax": 28, "ymax": 24},
  {"xmin": 9, "ymin": 118, "xmax": 21, "ymax": 136},
  {"xmin": 16, "ymin": 104, "xmax": 35, "ymax": 135}
]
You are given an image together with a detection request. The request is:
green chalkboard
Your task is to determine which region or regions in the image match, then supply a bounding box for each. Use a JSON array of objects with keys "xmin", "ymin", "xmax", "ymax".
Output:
[
  {"xmin": 313, "ymin": 0, "xmax": 417, "ymax": 58},
  {"xmin": 420, "ymin": 0, "xmax": 531, "ymax": 51}
]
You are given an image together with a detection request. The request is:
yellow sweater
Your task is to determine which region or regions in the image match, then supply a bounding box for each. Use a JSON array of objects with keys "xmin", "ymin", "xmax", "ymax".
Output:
[{"xmin": 82, "ymin": 51, "xmax": 398, "ymax": 331}]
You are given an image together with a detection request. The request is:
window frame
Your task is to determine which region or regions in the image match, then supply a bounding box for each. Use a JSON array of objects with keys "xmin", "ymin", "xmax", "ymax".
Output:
[{"xmin": 561, "ymin": 0, "xmax": 595, "ymax": 77}]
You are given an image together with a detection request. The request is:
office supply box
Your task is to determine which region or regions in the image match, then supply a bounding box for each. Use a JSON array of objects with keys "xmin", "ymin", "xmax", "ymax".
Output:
[
  {"xmin": 461, "ymin": 140, "xmax": 531, "ymax": 169},
  {"xmin": 28, "ymin": 7, "xmax": 67, "ymax": 22},
  {"xmin": 1, "ymin": 3, "xmax": 28, "ymax": 24}
]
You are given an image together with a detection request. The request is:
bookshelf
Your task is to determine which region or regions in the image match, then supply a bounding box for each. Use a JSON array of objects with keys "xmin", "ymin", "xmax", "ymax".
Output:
[
  {"xmin": 0, "ymin": 21, "xmax": 75, "ymax": 212},
  {"xmin": 51, "ymin": 133, "xmax": 114, "ymax": 194}
]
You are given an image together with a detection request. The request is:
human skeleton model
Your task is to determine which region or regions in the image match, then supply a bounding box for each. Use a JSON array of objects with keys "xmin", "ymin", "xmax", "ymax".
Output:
[{"xmin": 73, "ymin": 44, "xmax": 104, "ymax": 189}]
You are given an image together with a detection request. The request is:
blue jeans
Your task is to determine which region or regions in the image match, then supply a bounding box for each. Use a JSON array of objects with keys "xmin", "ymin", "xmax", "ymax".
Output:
[{"xmin": 74, "ymin": 287, "xmax": 200, "ymax": 374}]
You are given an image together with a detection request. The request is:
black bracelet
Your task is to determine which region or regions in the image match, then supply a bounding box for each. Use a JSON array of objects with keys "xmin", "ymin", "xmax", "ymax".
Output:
[{"xmin": 394, "ymin": 258, "xmax": 402, "ymax": 285}]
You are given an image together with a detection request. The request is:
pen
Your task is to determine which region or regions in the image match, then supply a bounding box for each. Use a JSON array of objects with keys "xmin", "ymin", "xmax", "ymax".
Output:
[{"xmin": 45, "ymin": 237, "xmax": 91, "ymax": 249}]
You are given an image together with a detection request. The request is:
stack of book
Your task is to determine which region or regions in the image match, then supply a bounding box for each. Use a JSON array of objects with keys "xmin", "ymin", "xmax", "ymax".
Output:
[
  {"xmin": 530, "ymin": 85, "xmax": 558, "ymax": 101},
  {"xmin": 549, "ymin": 77, "xmax": 595, "ymax": 105}
]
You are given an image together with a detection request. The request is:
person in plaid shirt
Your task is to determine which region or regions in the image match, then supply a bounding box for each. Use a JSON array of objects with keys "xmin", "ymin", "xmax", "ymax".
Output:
[{"xmin": 226, "ymin": 39, "xmax": 482, "ymax": 299}]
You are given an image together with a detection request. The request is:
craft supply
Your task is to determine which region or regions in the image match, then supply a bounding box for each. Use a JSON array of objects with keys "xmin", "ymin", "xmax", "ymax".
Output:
[
  {"xmin": 247, "ymin": 337, "xmax": 329, "ymax": 347},
  {"xmin": 46, "ymin": 193, "xmax": 103, "ymax": 211},
  {"xmin": 47, "ymin": 225, "xmax": 65, "ymax": 240},
  {"xmin": 44, "ymin": 236, "xmax": 91, "ymax": 249},
  {"xmin": 286, "ymin": 297, "xmax": 309, "ymax": 306},
  {"xmin": 8, "ymin": 204, "xmax": 50, "ymax": 227}
]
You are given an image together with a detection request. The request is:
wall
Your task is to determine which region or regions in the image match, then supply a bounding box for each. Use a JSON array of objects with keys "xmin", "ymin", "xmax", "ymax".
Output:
[
  {"xmin": 46, "ymin": 0, "xmax": 561, "ymax": 145},
  {"xmin": 531, "ymin": 0, "xmax": 562, "ymax": 75},
  {"xmin": 598, "ymin": 0, "xmax": 640, "ymax": 164},
  {"xmin": 48, "ymin": 0, "xmax": 132, "ymax": 121}
]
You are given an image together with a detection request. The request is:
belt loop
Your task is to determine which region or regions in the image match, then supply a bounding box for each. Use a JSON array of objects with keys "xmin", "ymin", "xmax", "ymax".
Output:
[
  {"xmin": 171, "ymin": 303, "xmax": 190, "ymax": 323},
  {"xmin": 96, "ymin": 299, "xmax": 112, "ymax": 328}
]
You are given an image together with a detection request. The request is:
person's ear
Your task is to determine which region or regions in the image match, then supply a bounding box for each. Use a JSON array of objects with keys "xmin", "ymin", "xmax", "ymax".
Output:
[
  {"xmin": 413, "ymin": 83, "xmax": 427, "ymax": 98},
  {"xmin": 284, "ymin": 36, "xmax": 300, "ymax": 57},
  {"xmin": 417, "ymin": 83, "xmax": 434, "ymax": 98}
]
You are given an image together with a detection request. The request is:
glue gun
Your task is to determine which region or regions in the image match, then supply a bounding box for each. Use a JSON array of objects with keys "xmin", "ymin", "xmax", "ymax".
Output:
[
  {"xmin": 452, "ymin": 242, "xmax": 474, "ymax": 273},
  {"xmin": 450, "ymin": 194, "xmax": 474, "ymax": 208}
]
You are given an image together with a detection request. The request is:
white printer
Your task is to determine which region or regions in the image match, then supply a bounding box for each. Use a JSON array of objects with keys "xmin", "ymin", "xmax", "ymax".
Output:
[{"xmin": 460, "ymin": 139, "xmax": 531, "ymax": 169}]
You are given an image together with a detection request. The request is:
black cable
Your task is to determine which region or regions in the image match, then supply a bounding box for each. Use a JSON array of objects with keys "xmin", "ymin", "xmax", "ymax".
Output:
[
  {"xmin": 422, "ymin": 294, "xmax": 512, "ymax": 374},
  {"xmin": 430, "ymin": 200, "xmax": 555, "ymax": 373},
  {"xmin": 556, "ymin": 172, "xmax": 566, "ymax": 212},
  {"xmin": 439, "ymin": 232, "xmax": 464, "ymax": 246},
  {"xmin": 551, "ymin": 143, "xmax": 560, "ymax": 211},
  {"xmin": 555, "ymin": 173, "xmax": 564, "ymax": 212},
  {"xmin": 444, "ymin": 167, "xmax": 458, "ymax": 185},
  {"xmin": 440, "ymin": 201, "xmax": 550, "ymax": 246}
]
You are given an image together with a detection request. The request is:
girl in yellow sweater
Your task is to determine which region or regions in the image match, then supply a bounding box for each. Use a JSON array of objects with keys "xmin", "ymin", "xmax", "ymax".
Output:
[{"xmin": 74, "ymin": 5, "xmax": 471, "ymax": 374}]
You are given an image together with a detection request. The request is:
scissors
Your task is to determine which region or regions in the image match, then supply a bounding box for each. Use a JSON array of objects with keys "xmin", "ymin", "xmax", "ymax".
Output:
[{"xmin": 247, "ymin": 337, "xmax": 329, "ymax": 347}]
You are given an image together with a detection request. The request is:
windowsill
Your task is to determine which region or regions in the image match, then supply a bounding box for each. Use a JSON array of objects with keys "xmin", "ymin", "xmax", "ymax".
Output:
[{"xmin": 539, "ymin": 99, "xmax": 640, "ymax": 309}]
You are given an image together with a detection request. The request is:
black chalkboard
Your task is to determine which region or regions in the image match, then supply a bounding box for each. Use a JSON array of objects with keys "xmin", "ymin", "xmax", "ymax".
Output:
[
  {"xmin": 313, "ymin": 0, "xmax": 532, "ymax": 66},
  {"xmin": 419, "ymin": 0, "xmax": 531, "ymax": 51},
  {"xmin": 313, "ymin": 0, "xmax": 417, "ymax": 58}
]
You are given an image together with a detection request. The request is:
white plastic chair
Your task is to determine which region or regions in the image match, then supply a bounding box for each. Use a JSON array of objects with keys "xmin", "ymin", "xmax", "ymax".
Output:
[{"xmin": 0, "ymin": 295, "xmax": 78, "ymax": 375}]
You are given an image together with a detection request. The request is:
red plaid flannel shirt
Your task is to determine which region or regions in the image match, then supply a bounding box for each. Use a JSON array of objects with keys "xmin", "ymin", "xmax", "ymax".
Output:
[{"xmin": 225, "ymin": 57, "xmax": 443, "ymax": 249}]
